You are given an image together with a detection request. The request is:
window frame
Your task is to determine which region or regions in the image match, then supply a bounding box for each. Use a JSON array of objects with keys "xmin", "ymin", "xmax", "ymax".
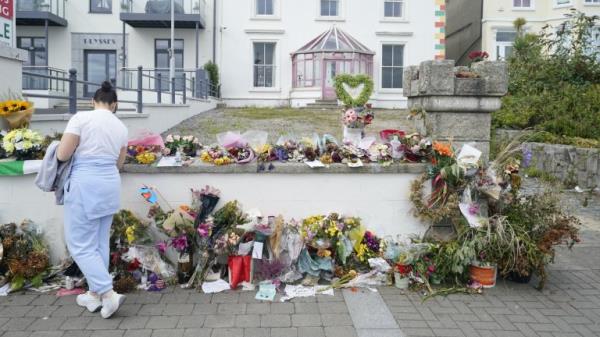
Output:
[
  {"xmin": 379, "ymin": 42, "xmax": 405, "ymax": 91},
  {"xmin": 252, "ymin": 41, "xmax": 277, "ymax": 89},
  {"xmin": 493, "ymin": 29, "xmax": 517, "ymax": 61},
  {"xmin": 154, "ymin": 39, "xmax": 185, "ymax": 92},
  {"xmin": 583, "ymin": 0, "xmax": 600, "ymax": 5},
  {"xmin": 251, "ymin": 0, "xmax": 281, "ymax": 20},
  {"xmin": 89, "ymin": 0, "xmax": 113, "ymax": 14},
  {"xmin": 512, "ymin": 0, "xmax": 534, "ymax": 11},
  {"xmin": 382, "ymin": 0, "xmax": 405, "ymax": 20},
  {"xmin": 316, "ymin": 0, "xmax": 344, "ymax": 21}
]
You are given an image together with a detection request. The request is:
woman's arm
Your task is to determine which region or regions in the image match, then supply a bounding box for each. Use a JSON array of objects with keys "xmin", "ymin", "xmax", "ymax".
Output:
[
  {"xmin": 117, "ymin": 147, "xmax": 127, "ymax": 170},
  {"xmin": 57, "ymin": 133, "xmax": 80, "ymax": 162}
]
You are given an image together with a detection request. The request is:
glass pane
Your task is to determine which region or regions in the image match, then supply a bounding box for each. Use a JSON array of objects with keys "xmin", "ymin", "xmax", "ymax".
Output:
[
  {"xmin": 265, "ymin": 67, "xmax": 273, "ymax": 87},
  {"xmin": 320, "ymin": 0, "xmax": 328, "ymax": 15},
  {"xmin": 108, "ymin": 53, "xmax": 116, "ymax": 82},
  {"xmin": 34, "ymin": 38, "xmax": 46, "ymax": 48},
  {"xmin": 91, "ymin": 0, "xmax": 112, "ymax": 12},
  {"xmin": 306, "ymin": 59, "xmax": 313, "ymax": 83},
  {"xmin": 34, "ymin": 52, "xmax": 46, "ymax": 66},
  {"xmin": 331, "ymin": 0, "xmax": 338, "ymax": 16},
  {"xmin": 86, "ymin": 53, "xmax": 106, "ymax": 93},
  {"xmin": 157, "ymin": 53, "xmax": 169, "ymax": 68},
  {"xmin": 384, "ymin": 2, "xmax": 393, "ymax": 17},
  {"xmin": 496, "ymin": 32, "xmax": 517, "ymax": 42},
  {"xmin": 505, "ymin": 46, "xmax": 514, "ymax": 58},
  {"xmin": 156, "ymin": 40, "xmax": 169, "ymax": 50},
  {"xmin": 174, "ymin": 40, "xmax": 184, "ymax": 50},
  {"xmin": 382, "ymin": 68, "xmax": 392, "ymax": 88},
  {"xmin": 523, "ymin": 0, "xmax": 531, "ymax": 6},
  {"xmin": 393, "ymin": 45, "xmax": 404, "ymax": 66},
  {"xmin": 264, "ymin": 43, "xmax": 275, "ymax": 64},
  {"xmin": 382, "ymin": 45, "xmax": 393, "ymax": 66},
  {"xmin": 254, "ymin": 66, "xmax": 261, "ymax": 86},
  {"xmin": 175, "ymin": 54, "xmax": 184, "ymax": 68},
  {"xmin": 254, "ymin": 43, "xmax": 265, "ymax": 65},
  {"xmin": 394, "ymin": 2, "xmax": 402, "ymax": 17},
  {"xmin": 392, "ymin": 68, "xmax": 402, "ymax": 88},
  {"xmin": 266, "ymin": 0, "xmax": 273, "ymax": 14},
  {"xmin": 19, "ymin": 38, "xmax": 32, "ymax": 49}
]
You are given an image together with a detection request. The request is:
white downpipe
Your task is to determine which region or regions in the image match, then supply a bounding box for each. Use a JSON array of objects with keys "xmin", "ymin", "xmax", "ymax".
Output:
[{"xmin": 169, "ymin": 0, "xmax": 175, "ymax": 92}]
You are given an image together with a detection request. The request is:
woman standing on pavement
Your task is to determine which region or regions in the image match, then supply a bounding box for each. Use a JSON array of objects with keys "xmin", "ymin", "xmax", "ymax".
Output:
[{"xmin": 57, "ymin": 81, "xmax": 128, "ymax": 318}]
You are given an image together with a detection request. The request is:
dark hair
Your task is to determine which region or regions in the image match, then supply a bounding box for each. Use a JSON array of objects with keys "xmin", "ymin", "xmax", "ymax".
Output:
[{"xmin": 93, "ymin": 81, "xmax": 118, "ymax": 105}]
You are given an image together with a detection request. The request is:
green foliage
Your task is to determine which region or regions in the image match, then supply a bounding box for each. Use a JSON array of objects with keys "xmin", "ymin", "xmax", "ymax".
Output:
[
  {"xmin": 333, "ymin": 74, "xmax": 374, "ymax": 107},
  {"xmin": 203, "ymin": 61, "xmax": 220, "ymax": 96},
  {"xmin": 494, "ymin": 12, "xmax": 600, "ymax": 141}
]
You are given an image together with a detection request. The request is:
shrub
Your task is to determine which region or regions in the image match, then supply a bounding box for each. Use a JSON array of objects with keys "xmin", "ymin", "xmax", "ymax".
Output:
[
  {"xmin": 493, "ymin": 12, "xmax": 600, "ymax": 141},
  {"xmin": 203, "ymin": 61, "xmax": 220, "ymax": 96}
]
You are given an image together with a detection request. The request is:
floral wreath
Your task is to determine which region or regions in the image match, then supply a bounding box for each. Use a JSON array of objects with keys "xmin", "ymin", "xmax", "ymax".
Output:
[{"xmin": 333, "ymin": 74, "xmax": 374, "ymax": 107}]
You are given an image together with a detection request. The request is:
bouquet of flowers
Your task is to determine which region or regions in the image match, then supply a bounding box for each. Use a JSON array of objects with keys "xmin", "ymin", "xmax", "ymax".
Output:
[
  {"xmin": 200, "ymin": 145, "xmax": 235, "ymax": 165},
  {"xmin": 368, "ymin": 143, "xmax": 393, "ymax": 166},
  {"xmin": 342, "ymin": 105, "xmax": 374, "ymax": 129},
  {"xmin": 164, "ymin": 134, "xmax": 202, "ymax": 157},
  {"xmin": 127, "ymin": 145, "xmax": 161, "ymax": 164},
  {"xmin": 227, "ymin": 145, "xmax": 256, "ymax": 164},
  {"xmin": 192, "ymin": 185, "xmax": 221, "ymax": 228},
  {"xmin": 400, "ymin": 133, "xmax": 432, "ymax": 162},
  {"xmin": 0, "ymin": 221, "xmax": 49, "ymax": 291},
  {"xmin": 111, "ymin": 210, "xmax": 153, "ymax": 246},
  {"xmin": 0, "ymin": 97, "xmax": 34, "ymax": 129},
  {"xmin": 2, "ymin": 128, "xmax": 43, "ymax": 160}
]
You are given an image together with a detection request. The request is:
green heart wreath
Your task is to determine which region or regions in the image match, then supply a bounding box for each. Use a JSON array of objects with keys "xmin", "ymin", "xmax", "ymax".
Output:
[{"xmin": 334, "ymin": 74, "xmax": 374, "ymax": 107}]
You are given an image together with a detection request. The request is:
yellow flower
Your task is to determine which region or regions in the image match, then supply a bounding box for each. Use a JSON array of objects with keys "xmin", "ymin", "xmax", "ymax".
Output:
[
  {"xmin": 356, "ymin": 243, "xmax": 368, "ymax": 262},
  {"xmin": 200, "ymin": 151, "xmax": 212, "ymax": 163},
  {"xmin": 22, "ymin": 141, "xmax": 33, "ymax": 150},
  {"xmin": 3, "ymin": 141, "xmax": 14, "ymax": 154},
  {"xmin": 135, "ymin": 152, "xmax": 156, "ymax": 164},
  {"xmin": 125, "ymin": 226, "xmax": 136, "ymax": 243}
]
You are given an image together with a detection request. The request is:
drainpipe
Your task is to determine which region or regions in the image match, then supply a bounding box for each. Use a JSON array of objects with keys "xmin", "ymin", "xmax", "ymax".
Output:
[
  {"xmin": 44, "ymin": 19, "xmax": 49, "ymax": 69},
  {"xmin": 122, "ymin": 22, "xmax": 126, "ymax": 86},
  {"xmin": 195, "ymin": 22, "xmax": 199, "ymax": 69},
  {"xmin": 212, "ymin": 0, "xmax": 216, "ymax": 64}
]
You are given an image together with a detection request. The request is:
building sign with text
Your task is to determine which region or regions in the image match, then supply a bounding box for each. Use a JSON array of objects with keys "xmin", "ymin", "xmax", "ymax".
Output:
[{"xmin": 0, "ymin": 0, "xmax": 14, "ymax": 47}]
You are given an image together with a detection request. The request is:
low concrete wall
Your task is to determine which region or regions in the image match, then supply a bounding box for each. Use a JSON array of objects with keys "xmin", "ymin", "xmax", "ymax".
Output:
[
  {"xmin": 0, "ymin": 163, "xmax": 427, "ymax": 263},
  {"xmin": 28, "ymin": 99, "xmax": 217, "ymax": 136},
  {"xmin": 523, "ymin": 142, "xmax": 600, "ymax": 189}
]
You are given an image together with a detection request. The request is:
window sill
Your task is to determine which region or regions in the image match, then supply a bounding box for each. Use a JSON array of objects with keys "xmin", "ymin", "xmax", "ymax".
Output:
[
  {"xmin": 552, "ymin": 4, "xmax": 573, "ymax": 9},
  {"xmin": 249, "ymin": 88, "xmax": 281, "ymax": 93},
  {"xmin": 315, "ymin": 17, "xmax": 345, "ymax": 22},
  {"xmin": 380, "ymin": 18, "xmax": 408, "ymax": 23},
  {"xmin": 583, "ymin": 3, "xmax": 600, "ymax": 6},
  {"xmin": 378, "ymin": 88, "xmax": 403, "ymax": 94},
  {"xmin": 89, "ymin": 11, "xmax": 113, "ymax": 14},
  {"xmin": 250, "ymin": 15, "xmax": 281, "ymax": 21},
  {"xmin": 511, "ymin": 7, "xmax": 535, "ymax": 11}
]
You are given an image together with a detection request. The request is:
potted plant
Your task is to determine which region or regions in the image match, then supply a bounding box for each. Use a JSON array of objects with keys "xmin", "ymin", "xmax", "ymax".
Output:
[
  {"xmin": 394, "ymin": 254, "xmax": 411, "ymax": 289},
  {"xmin": 468, "ymin": 252, "xmax": 497, "ymax": 288}
]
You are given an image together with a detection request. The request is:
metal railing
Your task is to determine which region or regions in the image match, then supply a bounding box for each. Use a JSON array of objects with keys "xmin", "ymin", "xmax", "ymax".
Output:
[
  {"xmin": 21, "ymin": 66, "xmax": 218, "ymax": 114},
  {"xmin": 120, "ymin": 67, "xmax": 219, "ymax": 100},
  {"xmin": 16, "ymin": 0, "xmax": 66, "ymax": 18},
  {"xmin": 22, "ymin": 66, "xmax": 68, "ymax": 91},
  {"xmin": 120, "ymin": 0, "xmax": 206, "ymax": 15}
]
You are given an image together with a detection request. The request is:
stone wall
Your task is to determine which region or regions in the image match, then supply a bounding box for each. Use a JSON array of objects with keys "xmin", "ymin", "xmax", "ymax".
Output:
[
  {"xmin": 523, "ymin": 142, "xmax": 600, "ymax": 189},
  {"xmin": 404, "ymin": 60, "xmax": 508, "ymax": 159}
]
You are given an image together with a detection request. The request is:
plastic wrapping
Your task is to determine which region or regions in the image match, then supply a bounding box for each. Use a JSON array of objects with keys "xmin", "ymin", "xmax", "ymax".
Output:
[
  {"xmin": 242, "ymin": 130, "xmax": 269, "ymax": 151},
  {"xmin": 217, "ymin": 131, "xmax": 246, "ymax": 148},
  {"xmin": 122, "ymin": 245, "xmax": 175, "ymax": 279},
  {"xmin": 298, "ymin": 249, "xmax": 333, "ymax": 277},
  {"xmin": 128, "ymin": 130, "xmax": 165, "ymax": 148}
]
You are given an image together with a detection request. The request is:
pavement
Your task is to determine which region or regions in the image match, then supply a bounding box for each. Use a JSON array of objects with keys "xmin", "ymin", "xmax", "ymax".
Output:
[{"xmin": 1, "ymin": 181, "xmax": 599, "ymax": 337}]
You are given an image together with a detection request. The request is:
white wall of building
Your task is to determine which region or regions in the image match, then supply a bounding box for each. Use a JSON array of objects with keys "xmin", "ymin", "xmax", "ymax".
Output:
[
  {"xmin": 216, "ymin": 0, "xmax": 439, "ymax": 108},
  {"xmin": 0, "ymin": 172, "xmax": 427, "ymax": 263},
  {"xmin": 482, "ymin": 0, "xmax": 600, "ymax": 60}
]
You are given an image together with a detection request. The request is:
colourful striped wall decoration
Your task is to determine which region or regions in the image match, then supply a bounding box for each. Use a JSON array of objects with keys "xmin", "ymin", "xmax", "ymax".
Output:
[{"xmin": 434, "ymin": 0, "xmax": 446, "ymax": 60}]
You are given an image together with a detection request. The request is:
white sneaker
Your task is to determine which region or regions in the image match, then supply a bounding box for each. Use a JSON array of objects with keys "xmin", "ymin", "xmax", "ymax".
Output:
[
  {"xmin": 100, "ymin": 291, "xmax": 126, "ymax": 319},
  {"xmin": 76, "ymin": 292, "xmax": 102, "ymax": 312}
]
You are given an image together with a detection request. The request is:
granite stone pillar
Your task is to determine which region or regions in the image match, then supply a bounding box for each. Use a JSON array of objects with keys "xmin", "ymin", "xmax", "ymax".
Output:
[{"xmin": 404, "ymin": 60, "xmax": 508, "ymax": 160}]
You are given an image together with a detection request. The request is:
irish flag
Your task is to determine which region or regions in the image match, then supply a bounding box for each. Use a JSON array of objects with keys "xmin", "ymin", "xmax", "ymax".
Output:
[{"xmin": 0, "ymin": 160, "xmax": 42, "ymax": 176}]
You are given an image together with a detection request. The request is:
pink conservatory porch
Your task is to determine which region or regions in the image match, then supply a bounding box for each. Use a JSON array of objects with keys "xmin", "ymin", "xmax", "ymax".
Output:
[{"xmin": 291, "ymin": 26, "xmax": 374, "ymax": 106}]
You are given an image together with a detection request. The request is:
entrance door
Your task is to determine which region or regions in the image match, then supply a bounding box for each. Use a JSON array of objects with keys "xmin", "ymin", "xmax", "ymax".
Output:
[
  {"xmin": 322, "ymin": 60, "xmax": 338, "ymax": 100},
  {"xmin": 84, "ymin": 50, "xmax": 117, "ymax": 97}
]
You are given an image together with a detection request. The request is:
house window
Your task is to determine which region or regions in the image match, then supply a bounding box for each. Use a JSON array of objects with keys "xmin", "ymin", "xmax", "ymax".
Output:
[
  {"xmin": 495, "ymin": 31, "xmax": 517, "ymax": 60},
  {"xmin": 381, "ymin": 44, "xmax": 404, "ymax": 89},
  {"xmin": 90, "ymin": 0, "xmax": 112, "ymax": 13},
  {"xmin": 253, "ymin": 42, "xmax": 276, "ymax": 88},
  {"xmin": 513, "ymin": 0, "xmax": 532, "ymax": 8},
  {"xmin": 384, "ymin": 0, "xmax": 403, "ymax": 18},
  {"xmin": 256, "ymin": 0, "xmax": 274, "ymax": 15},
  {"xmin": 584, "ymin": 0, "xmax": 600, "ymax": 3},
  {"xmin": 155, "ymin": 39, "xmax": 184, "ymax": 91},
  {"xmin": 17, "ymin": 37, "xmax": 47, "ymax": 90},
  {"xmin": 320, "ymin": 0, "xmax": 339, "ymax": 16}
]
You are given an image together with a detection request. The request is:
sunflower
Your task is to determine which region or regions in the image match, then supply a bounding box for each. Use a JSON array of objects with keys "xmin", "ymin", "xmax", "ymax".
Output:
[{"xmin": 18, "ymin": 101, "xmax": 32, "ymax": 111}]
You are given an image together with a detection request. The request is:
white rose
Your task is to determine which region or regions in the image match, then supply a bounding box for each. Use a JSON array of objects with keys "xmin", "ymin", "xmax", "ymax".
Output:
[
  {"xmin": 166, "ymin": 135, "xmax": 174, "ymax": 142},
  {"xmin": 174, "ymin": 135, "xmax": 181, "ymax": 141}
]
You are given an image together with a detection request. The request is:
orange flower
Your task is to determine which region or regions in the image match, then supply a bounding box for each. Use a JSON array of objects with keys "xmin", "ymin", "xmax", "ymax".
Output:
[{"xmin": 433, "ymin": 142, "xmax": 453, "ymax": 157}]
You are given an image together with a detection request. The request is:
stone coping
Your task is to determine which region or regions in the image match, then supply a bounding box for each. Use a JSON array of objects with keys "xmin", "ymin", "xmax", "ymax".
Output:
[{"xmin": 123, "ymin": 162, "xmax": 427, "ymax": 174}]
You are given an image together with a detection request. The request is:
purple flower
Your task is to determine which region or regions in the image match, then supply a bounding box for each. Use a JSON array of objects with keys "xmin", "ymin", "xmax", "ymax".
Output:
[
  {"xmin": 198, "ymin": 223, "xmax": 211, "ymax": 238},
  {"xmin": 522, "ymin": 148, "xmax": 533, "ymax": 168},
  {"xmin": 468, "ymin": 203, "xmax": 480, "ymax": 215},
  {"xmin": 156, "ymin": 241, "xmax": 168, "ymax": 254},
  {"xmin": 170, "ymin": 235, "xmax": 188, "ymax": 252}
]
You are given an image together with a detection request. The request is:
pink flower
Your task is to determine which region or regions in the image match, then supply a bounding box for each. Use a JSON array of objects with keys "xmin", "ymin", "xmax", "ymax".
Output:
[
  {"xmin": 198, "ymin": 223, "xmax": 211, "ymax": 237},
  {"xmin": 428, "ymin": 265, "xmax": 436, "ymax": 273},
  {"xmin": 156, "ymin": 241, "xmax": 168, "ymax": 254},
  {"xmin": 468, "ymin": 204, "xmax": 480, "ymax": 215},
  {"xmin": 170, "ymin": 235, "xmax": 188, "ymax": 252}
]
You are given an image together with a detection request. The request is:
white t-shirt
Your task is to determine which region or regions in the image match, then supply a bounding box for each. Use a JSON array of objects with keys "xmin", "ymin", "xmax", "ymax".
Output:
[{"xmin": 64, "ymin": 109, "xmax": 128, "ymax": 160}]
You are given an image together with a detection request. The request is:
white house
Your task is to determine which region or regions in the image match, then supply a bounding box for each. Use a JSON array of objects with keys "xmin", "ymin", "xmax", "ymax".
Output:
[
  {"xmin": 214, "ymin": 0, "xmax": 446, "ymax": 108},
  {"xmin": 14, "ymin": 0, "xmax": 446, "ymax": 109}
]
